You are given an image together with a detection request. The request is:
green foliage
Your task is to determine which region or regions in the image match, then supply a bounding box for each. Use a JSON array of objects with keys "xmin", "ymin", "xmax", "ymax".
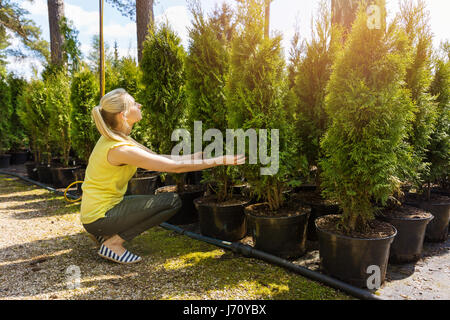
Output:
[
  {"xmin": 0, "ymin": 0, "xmax": 50, "ymax": 62},
  {"xmin": 398, "ymin": 0, "xmax": 438, "ymax": 187},
  {"xmin": 17, "ymin": 78, "xmax": 51, "ymax": 164},
  {"xmin": 320, "ymin": 5, "xmax": 415, "ymax": 233},
  {"xmin": 427, "ymin": 41, "xmax": 450, "ymax": 188},
  {"xmin": 0, "ymin": 74, "xmax": 12, "ymax": 153},
  {"xmin": 226, "ymin": 0, "xmax": 295, "ymax": 211},
  {"xmin": 185, "ymin": 1, "xmax": 238, "ymax": 202},
  {"xmin": 6, "ymin": 73, "xmax": 28, "ymax": 151},
  {"xmin": 139, "ymin": 23, "xmax": 187, "ymax": 153},
  {"xmin": 70, "ymin": 66, "xmax": 100, "ymax": 164},
  {"xmin": 291, "ymin": 1, "xmax": 343, "ymax": 183},
  {"xmin": 46, "ymin": 68, "xmax": 72, "ymax": 166},
  {"xmin": 59, "ymin": 17, "xmax": 83, "ymax": 74},
  {"xmin": 139, "ymin": 22, "xmax": 188, "ymax": 190}
]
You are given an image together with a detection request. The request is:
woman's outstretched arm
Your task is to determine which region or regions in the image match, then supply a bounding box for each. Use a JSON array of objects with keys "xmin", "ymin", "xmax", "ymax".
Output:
[{"xmin": 108, "ymin": 145, "xmax": 244, "ymax": 173}]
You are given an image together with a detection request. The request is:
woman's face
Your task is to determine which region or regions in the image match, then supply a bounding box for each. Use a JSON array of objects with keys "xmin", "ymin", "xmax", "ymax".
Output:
[{"xmin": 125, "ymin": 97, "xmax": 142, "ymax": 126}]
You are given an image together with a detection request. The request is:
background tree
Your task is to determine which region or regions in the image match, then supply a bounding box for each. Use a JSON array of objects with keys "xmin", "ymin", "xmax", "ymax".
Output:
[
  {"xmin": 292, "ymin": 1, "xmax": 343, "ymax": 184},
  {"xmin": 426, "ymin": 41, "xmax": 450, "ymax": 192},
  {"xmin": 17, "ymin": 80, "xmax": 44, "ymax": 163},
  {"xmin": 0, "ymin": 0, "xmax": 50, "ymax": 62},
  {"xmin": 0, "ymin": 74, "xmax": 12, "ymax": 154},
  {"xmin": 398, "ymin": 0, "xmax": 437, "ymax": 190},
  {"xmin": 6, "ymin": 73, "xmax": 28, "ymax": 151},
  {"xmin": 105, "ymin": 0, "xmax": 154, "ymax": 62},
  {"xmin": 18, "ymin": 79, "xmax": 52, "ymax": 164},
  {"xmin": 70, "ymin": 66, "xmax": 100, "ymax": 164},
  {"xmin": 185, "ymin": 1, "xmax": 237, "ymax": 202},
  {"xmin": 47, "ymin": 0, "xmax": 65, "ymax": 66}
]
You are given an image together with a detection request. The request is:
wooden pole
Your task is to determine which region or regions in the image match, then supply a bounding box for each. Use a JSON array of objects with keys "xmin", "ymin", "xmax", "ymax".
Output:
[
  {"xmin": 264, "ymin": 0, "xmax": 270, "ymax": 39},
  {"xmin": 99, "ymin": 0, "xmax": 105, "ymax": 97}
]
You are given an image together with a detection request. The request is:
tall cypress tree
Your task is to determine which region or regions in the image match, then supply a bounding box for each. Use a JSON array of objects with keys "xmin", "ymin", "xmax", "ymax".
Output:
[
  {"xmin": 185, "ymin": 1, "xmax": 237, "ymax": 202},
  {"xmin": 398, "ymin": 0, "xmax": 438, "ymax": 190},
  {"xmin": 227, "ymin": 0, "xmax": 294, "ymax": 211},
  {"xmin": 320, "ymin": 3, "xmax": 414, "ymax": 233},
  {"xmin": 139, "ymin": 22, "xmax": 187, "ymax": 190}
]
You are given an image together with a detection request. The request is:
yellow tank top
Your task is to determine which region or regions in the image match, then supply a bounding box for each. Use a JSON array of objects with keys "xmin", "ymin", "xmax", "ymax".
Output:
[{"xmin": 80, "ymin": 136, "xmax": 137, "ymax": 224}]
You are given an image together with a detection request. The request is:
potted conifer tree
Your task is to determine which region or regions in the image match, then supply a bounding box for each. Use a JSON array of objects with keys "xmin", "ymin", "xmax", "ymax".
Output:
[
  {"xmin": 378, "ymin": 1, "xmax": 439, "ymax": 262},
  {"xmin": 289, "ymin": 2, "xmax": 343, "ymax": 241},
  {"xmin": 140, "ymin": 22, "xmax": 204, "ymax": 225},
  {"xmin": 316, "ymin": 4, "xmax": 410, "ymax": 287},
  {"xmin": 17, "ymin": 81, "xmax": 42, "ymax": 180},
  {"xmin": 70, "ymin": 65, "xmax": 100, "ymax": 193},
  {"xmin": 7, "ymin": 74, "xmax": 29, "ymax": 165},
  {"xmin": 186, "ymin": 2, "xmax": 250, "ymax": 241},
  {"xmin": 45, "ymin": 67, "xmax": 79, "ymax": 188},
  {"xmin": 395, "ymin": 2, "xmax": 449, "ymax": 243},
  {"xmin": 227, "ymin": 0, "xmax": 310, "ymax": 258},
  {"xmin": 0, "ymin": 74, "xmax": 12, "ymax": 168}
]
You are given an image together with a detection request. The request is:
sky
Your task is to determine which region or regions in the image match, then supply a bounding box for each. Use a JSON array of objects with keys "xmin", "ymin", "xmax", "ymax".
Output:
[{"xmin": 5, "ymin": 0, "xmax": 450, "ymax": 79}]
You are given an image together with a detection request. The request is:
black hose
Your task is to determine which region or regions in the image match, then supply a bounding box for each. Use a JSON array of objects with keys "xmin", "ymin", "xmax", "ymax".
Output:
[
  {"xmin": 0, "ymin": 169, "xmax": 383, "ymax": 300},
  {"xmin": 160, "ymin": 222, "xmax": 383, "ymax": 301}
]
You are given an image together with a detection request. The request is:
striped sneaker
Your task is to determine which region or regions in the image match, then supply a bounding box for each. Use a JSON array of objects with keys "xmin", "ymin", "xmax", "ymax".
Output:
[
  {"xmin": 98, "ymin": 244, "xmax": 142, "ymax": 264},
  {"xmin": 87, "ymin": 233, "xmax": 106, "ymax": 247}
]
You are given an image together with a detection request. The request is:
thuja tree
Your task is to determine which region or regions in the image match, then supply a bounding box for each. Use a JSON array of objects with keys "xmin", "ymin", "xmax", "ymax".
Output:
[
  {"xmin": 426, "ymin": 42, "xmax": 450, "ymax": 191},
  {"xmin": 185, "ymin": 1, "xmax": 237, "ymax": 202},
  {"xmin": 320, "ymin": 5, "xmax": 414, "ymax": 233},
  {"xmin": 291, "ymin": 1, "xmax": 343, "ymax": 183},
  {"xmin": 0, "ymin": 74, "xmax": 12, "ymax": 154},
  {"xmin": 139, "ymin": 22, "xmax": 188, "ymax": 190},
  {"xmin": 46, "ymin": 68, "xmax": 72, "ymax": 167},
  {"xmin": 70, "ymin": 65, "xmax": 100, "ymax": 164},
  {"xmin": 399, "ymin": 0, "xmax": 437, "ymax": 188},
  {"xmin": 17, "ymin": 79, "xmax": 51, "ymax": 164},
  {"xmin": 7, "ymin": 74, "xmax": 28, "ymax": 151},
  {"xmin": 226, "ymin": 0, "xmax": 295, "ymax": 211}
]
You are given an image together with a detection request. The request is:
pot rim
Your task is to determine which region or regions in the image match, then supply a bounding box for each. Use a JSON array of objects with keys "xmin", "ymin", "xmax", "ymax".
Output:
[
  {"xmin": 315, "ymin": 214, "xmax": 398, "ymax": 242},
  {"xmin": 244, "ymin": 202, "xmax": 311, "ymax": 220},
  {"xmin": 194, "ymin": 195, "xmax": 252, "ymax": 208}
]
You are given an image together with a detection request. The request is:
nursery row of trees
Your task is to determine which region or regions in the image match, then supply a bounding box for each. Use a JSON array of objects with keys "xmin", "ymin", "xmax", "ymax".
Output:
[{"xmin": 0, "ymin": 0, "xmax": 448, "ymax": 235}]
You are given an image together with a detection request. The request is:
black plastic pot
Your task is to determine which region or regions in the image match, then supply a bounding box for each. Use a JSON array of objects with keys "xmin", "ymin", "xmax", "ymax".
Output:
[
  {"xmin": 37, "ymin": 165, "xmax": 53, "ymax": 184},
  {"xmin": 405, "ymin": 194, "xmax": 450, "ymax": 243},
  {"xmin": 421, "ymin": 201, "xmax": 450, "ymax": 242},
  {"xmin": 245, "ymin": 203, "xmax": 311, "ymax": 259},
  {"xmin": 378, "ymin": 207, "xmax": 433, "ymax": 264},
  {"xmin": 194, "ymin": 196, "xmax": 251, "ymax": 242},
  {"xmin": 156, "ymin": 185, "xmax": 204, "ymax": 225},
  {"xmin": 50, "ymin": 166, "xmax": 78, "ymax": 188},
  {"xmin": 9, "ymin": 152, "xmax": 28, "ymax": 165},
  {"xmin": 305, "ymin": 202, "xmax": 341, "ymax": 241},
  {"xmin": 25, "ymin": 162, "xmax": 39, "ymax": 181},
  {"xmin": 315, "ymin": 215, "xmax": 397, "ymax": 288},
  {"xmin": 126, "ymin": 173, "xmax": 159, "ymax": 196},
  {"xmin": 73, "ymin": 167, "xmax": 86, "ymax": 194},
  {"xmin": 0, "ymin": 154, "xmax": 11, "ymax": 168}
]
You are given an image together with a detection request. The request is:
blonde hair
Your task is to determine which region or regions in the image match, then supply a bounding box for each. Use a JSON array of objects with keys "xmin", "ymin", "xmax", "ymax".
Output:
[{"xmin": 92, "ymin": 88, "xmax": 154, "ymax": 153}]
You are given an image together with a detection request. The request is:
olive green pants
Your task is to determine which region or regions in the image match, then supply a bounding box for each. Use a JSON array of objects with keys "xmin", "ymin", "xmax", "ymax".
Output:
[{"xmin": 83, "ymin": 193, "xmax": 182, "ymax": 242}]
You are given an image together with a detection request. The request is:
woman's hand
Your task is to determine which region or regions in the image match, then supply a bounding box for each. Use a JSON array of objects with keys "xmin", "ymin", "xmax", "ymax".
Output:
[{"xmin": 222, "ymin": 154, "xmax": 246, "ymax": 166}]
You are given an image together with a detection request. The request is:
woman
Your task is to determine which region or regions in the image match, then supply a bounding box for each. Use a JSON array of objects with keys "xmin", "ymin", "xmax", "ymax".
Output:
[{"xmin": 81, "ymin": 88, "xmax": 245, "ymax": 264}]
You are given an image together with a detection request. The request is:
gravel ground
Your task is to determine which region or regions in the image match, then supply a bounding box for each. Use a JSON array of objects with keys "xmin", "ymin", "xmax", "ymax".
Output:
[
  {"xmin": 1, "ymin": 167, "xmax": 448, "ymax": 301},
  {"xmin": 0, "ymin": 174, "xmax": 349, "ymax": 300}
]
